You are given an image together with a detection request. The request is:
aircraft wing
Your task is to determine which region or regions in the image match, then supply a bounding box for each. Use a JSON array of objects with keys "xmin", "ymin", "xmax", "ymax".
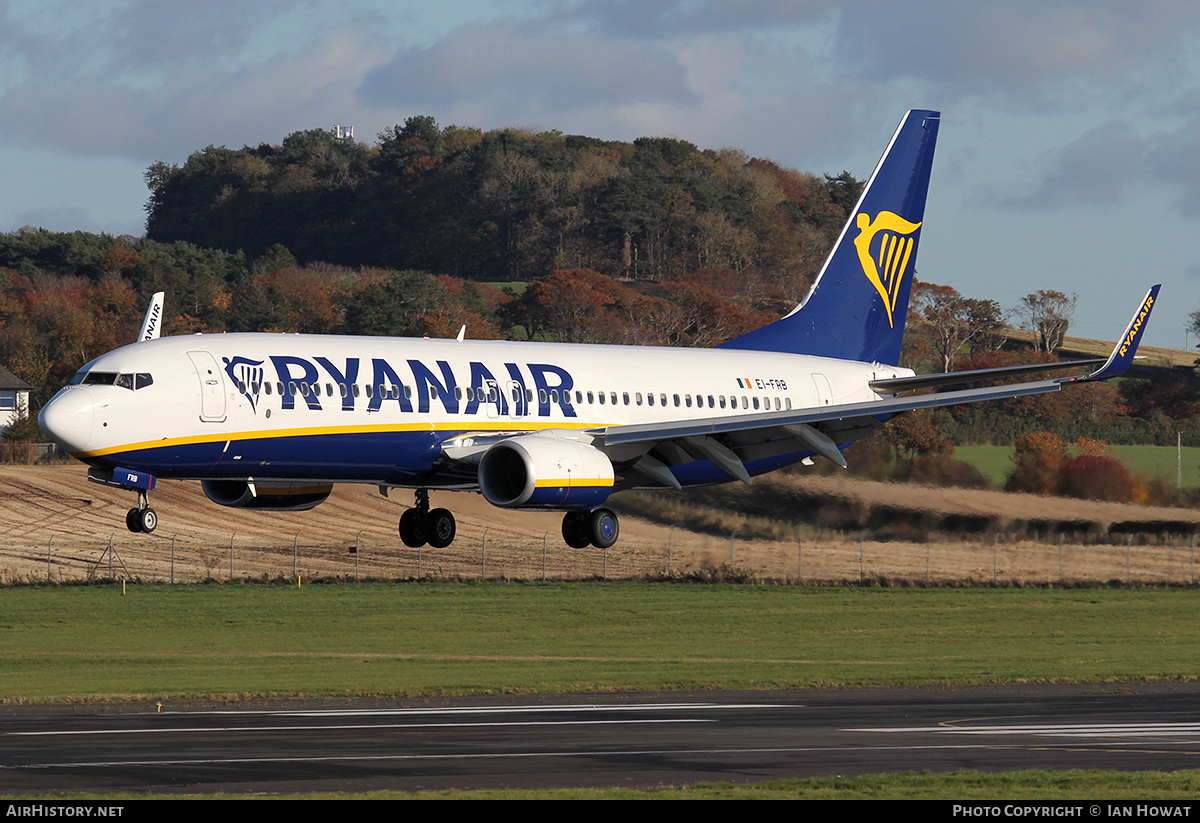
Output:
[{"xmin": 593, "ymin": 285, "xmax": 1160, "ymax": 487}]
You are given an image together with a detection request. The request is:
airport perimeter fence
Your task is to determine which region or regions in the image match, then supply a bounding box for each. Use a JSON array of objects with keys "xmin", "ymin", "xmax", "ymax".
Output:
[{"xmin": 2, "ymin": 526, "xmax": 1199, "ymax": 587}]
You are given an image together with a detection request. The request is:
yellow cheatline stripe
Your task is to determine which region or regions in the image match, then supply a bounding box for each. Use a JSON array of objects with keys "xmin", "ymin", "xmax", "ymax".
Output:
[
  {"xmin": 534, "ymin": 477, "xmax": 614, "ymax": 488},
  {"xmin": 77, "ymin": 419, "xmax": 603, "ymax": 459}
]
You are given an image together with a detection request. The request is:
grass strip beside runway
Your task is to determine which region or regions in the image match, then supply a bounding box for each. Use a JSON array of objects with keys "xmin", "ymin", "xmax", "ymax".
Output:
[{"xmin": 1, "ymin": 581, "xmax": 1198, "ymax": 702}]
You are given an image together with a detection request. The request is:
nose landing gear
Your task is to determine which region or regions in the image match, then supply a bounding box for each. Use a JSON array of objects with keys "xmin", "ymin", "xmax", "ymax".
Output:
[{"xmin": 125, "ymin": 490, "xmax": 157, "ymax": 534}]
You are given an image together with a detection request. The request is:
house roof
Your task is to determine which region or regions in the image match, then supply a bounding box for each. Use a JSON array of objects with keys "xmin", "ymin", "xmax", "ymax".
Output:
[{"xmin": 0, "ymin": 364, "xmax": 32, "ymax": 391}]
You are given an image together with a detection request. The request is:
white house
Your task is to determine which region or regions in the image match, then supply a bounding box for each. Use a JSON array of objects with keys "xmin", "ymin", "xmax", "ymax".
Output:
[{"xmin": 0, "ymin": 365, "xmax": 32, "ymax": 431}]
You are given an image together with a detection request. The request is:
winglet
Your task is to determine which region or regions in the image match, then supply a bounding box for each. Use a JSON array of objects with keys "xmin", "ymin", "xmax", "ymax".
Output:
[
  {"xmin": 1064, "ymin": 285, "xmax": 1159, "ymax": 384},
  {"xmin": 137, "ymin": 292, "xmax": 165, "ymax": 342}
]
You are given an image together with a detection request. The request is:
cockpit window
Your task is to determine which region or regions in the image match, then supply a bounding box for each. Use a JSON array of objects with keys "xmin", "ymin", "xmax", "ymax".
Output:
[{"xmin": 74, "ymin": 371, "xmax": 153, "ymax": 390}]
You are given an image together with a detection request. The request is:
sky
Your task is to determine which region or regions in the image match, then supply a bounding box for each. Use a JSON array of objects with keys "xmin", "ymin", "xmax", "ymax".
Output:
[{"xmin": 2, "ymin": 0, "xmax": 1199, "ymax": 350}]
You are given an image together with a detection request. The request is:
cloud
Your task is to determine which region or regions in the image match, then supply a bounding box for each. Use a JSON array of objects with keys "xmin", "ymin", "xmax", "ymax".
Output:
[{"xmin": 358, "ymin": 20, "xmax": 697, "ymax": 120}]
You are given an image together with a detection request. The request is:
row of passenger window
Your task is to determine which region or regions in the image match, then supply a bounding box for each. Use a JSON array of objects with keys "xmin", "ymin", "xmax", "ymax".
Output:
[{"xmin": 238, "ymin": 380, "xmax": 792, "ymax": 413}]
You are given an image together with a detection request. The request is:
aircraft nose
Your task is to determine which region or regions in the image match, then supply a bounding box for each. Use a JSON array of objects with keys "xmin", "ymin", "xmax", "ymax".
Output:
[{"xmin": 38, "ymin": 388, "xmax": 96, "ymax": 453}]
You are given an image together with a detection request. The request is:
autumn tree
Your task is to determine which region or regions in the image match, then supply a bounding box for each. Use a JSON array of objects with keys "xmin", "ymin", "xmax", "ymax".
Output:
[
  {"xmin": 909, "ymin": 281, "xmax": 1006, "ymax": 372},
  {"xmin": 1016, "ymin": 290, "xmax": 1076, "ymax": 353}
]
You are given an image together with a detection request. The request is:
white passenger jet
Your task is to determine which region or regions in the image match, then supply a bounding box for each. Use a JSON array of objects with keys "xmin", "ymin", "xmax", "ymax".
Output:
[{"xmin": 38, "ymin": 110, "xmax": 1158, "ymax": 549}]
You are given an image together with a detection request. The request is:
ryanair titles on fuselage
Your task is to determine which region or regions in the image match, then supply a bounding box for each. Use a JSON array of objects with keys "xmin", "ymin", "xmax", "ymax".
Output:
[{"xmin": 223, "ymin": 354, "xmax": 576, "ymax": 418}]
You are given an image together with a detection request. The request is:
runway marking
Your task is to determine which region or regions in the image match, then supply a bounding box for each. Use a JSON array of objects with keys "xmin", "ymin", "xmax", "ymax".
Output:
[
  {"xmin": 9, "ymin": 718, "xmax": 713, "ymax": 737},
  {"xmin": 159, "ymin": 702, "xmax": 789, "ymax": 717},
  {"xmin": 852, "ymin": 722, "xmax": 1200, "ymax": 738}
]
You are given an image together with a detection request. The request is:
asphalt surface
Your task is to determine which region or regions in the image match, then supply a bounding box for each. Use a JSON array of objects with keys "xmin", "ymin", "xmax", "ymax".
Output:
[{"xmin": 3, "ymin": 682, "xmax": 1200, "ymax": 794}]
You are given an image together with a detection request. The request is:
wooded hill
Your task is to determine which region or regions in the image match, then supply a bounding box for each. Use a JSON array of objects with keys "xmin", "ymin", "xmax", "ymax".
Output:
[{"xmin": 144, "ymin": 116, "xmax": 858, "ymax": 293}]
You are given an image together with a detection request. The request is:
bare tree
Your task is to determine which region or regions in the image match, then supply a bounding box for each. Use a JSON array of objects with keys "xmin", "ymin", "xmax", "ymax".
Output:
[{"xmin": 1016, "ymin": 290, "xmax": 1076, "ymax": 353}]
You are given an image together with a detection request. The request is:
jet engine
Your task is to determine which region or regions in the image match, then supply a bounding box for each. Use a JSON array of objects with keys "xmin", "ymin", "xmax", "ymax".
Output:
[
  {"xmin": 478, "ymin": 436, "xmax": 614, "ymax": 510},
  {"xmin": 200, "ymin": 479, "xmax": 332, "ymax": 511}
]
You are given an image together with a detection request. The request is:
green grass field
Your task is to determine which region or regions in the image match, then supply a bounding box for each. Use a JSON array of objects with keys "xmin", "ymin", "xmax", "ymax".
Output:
[
  {"xmin": 2, "ymin": 581, "xmax": 1198, "ymax": 702},
  {"xmin": 956, "ymin": 444, "xmax": 1200, "ymax": 489}
]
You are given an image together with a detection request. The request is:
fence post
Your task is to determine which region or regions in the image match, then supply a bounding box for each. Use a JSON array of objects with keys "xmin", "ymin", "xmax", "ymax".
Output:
[
  {"xmin": 1059, "ymin": 533, "xmax": 1064, "ymax": 584},
  {"xmin": 797, "ymin": 534, "xmax": 803, "ymax": 585},
  {"xmin": 1127, "ymin": 535, "xmax": 1132, "ymax": 584},
  {"xmin": 355, "ymin": 531, "xmax": 361, "ymax": 582},
  {"xmin": 293, "ymin": 532, "xmax": 299, "ymax": 581},
  {"xmin": 230, "ymin": 531, "xmax": 235, "ymax": 580},
  {"xmin": 171, "ymin": 534, "xmax": 176, "ymax": 584},
  {"xmin": 859, "ymin": 533, "xmax": 864, "ymax": 582},
  {"xmin": 993, "ymin": 533, "xmax": 998, "ymax": 585},
  {"xmin": 46, "ymin": 535, "xmax": 52, "ymax": 582}
]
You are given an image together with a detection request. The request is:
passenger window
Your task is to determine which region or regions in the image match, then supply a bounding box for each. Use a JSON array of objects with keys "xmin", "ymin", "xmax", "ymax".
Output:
[
  {"xmin": 598, "ymin": 392, "xmax": 605, "ymax": 405},
  {"xmin": 685, "ymin": 394, "xmax": 692, "ymax": 408},
  {"xmin": 636, "ymin": 392, "xmax": 642, "ymax": 406},
  {"xmin": 674, "ymin": 394, "xmax": 680, "ymax": 407},
  {"xmin": 587, "ymin": 391, "xmax": 594, "ymax": 404},
  {"xmin": 753, "ymin": 397, "xmax": 760, "ymax": 410},
  {"xmin": 623, "ymin": 392, "xmax": 629, "ymax": 405},
  {"xmin": 264, "ymin": 382, "xmax": 272, "ymax": 396},
  {"xmin": 647, "ymin": 393, "xmax": 654, "ymax": 407}
]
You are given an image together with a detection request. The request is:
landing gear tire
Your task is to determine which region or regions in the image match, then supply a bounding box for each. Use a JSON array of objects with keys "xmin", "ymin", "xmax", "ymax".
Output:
[
  {"xmin": 589, "ymin": 508, "xmax": 619, "ymax": 549},
  {"xmin": 398, "ymin": 508, "xmax": 428, "ymax": 548},
  {"xmin": 139, "ymin": 507, "xmax": 158, "ymax": 534},
  {"xmin": 561, "ymin": 511, "xmax": 591, "ymax": 549},
  {"xmin": 126, "ymin": 508, "xmax": 143, "ymax": 534},
  {"xmin": 427, "ymin": 508, "xmax": 456, "ymax": 549}
]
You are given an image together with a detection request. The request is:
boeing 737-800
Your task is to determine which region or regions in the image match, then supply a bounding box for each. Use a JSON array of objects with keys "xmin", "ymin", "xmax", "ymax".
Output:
[{"xmin": 38, "ymin": 110, "xmax": 1159, "ymax": 549}]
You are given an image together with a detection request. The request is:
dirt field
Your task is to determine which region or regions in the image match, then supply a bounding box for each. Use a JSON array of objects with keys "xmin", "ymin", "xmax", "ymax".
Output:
[{"xmin": 1, "ymin": 464, "xmax": 1198, "ymax": 585}]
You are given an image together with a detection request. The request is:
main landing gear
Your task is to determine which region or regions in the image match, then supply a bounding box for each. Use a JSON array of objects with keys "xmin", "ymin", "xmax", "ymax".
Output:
[
  {"xmin": 125, "ymin": 490, "xmax": 157, "ymax": 534},
  {"xmin": 399, "ymin": 489, "xmax": 457, "ymax": 549},
  {"xmin": 561, "ymin": 508, "xmax": 619, "ymax": 550}
]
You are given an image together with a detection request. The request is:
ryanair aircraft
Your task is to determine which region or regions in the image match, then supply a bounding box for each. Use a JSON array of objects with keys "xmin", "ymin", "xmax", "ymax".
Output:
[{"xmin": 38, "ymin": 110, "xmax": 1159, "ymax": 550}]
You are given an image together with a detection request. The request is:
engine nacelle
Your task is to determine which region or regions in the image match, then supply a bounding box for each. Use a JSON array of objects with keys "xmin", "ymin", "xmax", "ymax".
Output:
[
  {"xmin": 478, "ymin": 436, "xmax": 614, "ymax": 510},
  {"xmin": 201, "ymin": 479, "xmax": 332, "ymax": 511}
]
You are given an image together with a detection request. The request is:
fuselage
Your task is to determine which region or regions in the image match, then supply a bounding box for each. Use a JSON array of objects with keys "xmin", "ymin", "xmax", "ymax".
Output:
[{"xmin": 39, "ymin": 332, "xmax": 912, "ymax": 491}]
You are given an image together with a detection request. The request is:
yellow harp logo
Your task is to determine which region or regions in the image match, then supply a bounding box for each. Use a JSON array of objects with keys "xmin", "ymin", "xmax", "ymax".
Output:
[{"xmin": 853, "ymin": 211, "xmax": 922, "ymax": 328}]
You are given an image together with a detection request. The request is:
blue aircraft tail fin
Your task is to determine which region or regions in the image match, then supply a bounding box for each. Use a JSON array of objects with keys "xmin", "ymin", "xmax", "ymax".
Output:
[{"xmin": 720, "ymin": 109, "xmax": 940, "ymax": 364}]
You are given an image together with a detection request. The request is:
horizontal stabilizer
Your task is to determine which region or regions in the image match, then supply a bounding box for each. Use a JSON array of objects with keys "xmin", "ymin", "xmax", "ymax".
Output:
[{"xmin": 138, "ymin": 292, "xmax": 165, "ymax": 342}]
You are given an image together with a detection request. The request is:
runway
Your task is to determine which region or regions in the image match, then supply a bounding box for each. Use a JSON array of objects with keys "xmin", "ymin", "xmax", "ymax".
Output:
[{"xmin": 3, "ymin": 683, "xmax": 1199, "ymax": 794}]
